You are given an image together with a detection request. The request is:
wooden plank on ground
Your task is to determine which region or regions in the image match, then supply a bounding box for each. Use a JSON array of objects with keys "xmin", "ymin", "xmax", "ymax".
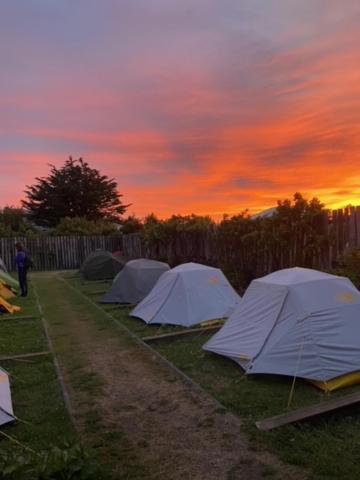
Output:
[
  {"xmin": 102, "ymin": 304, "xmax": 135, "ymax": 309},
  {"xmin": 0, "ymin": 351, "xmax": 51, "ymax": 362},
  {"xmin": 81, "ymin": 279, "xmax": 112, "ymax": 285},
  {"xmin": 142, "ymin": 325, "xmax": 222, "ymax": 343},
  {"xmin": 0, "ymin": 315, "xmax": 37, "ymax": 322},
  {"xmin": 103, "ymin": 305, "xmax": 128, "ymax": 311},
  {"xmin": 256, "ymin": 391, "xmax": 360, "ymax": 431}
]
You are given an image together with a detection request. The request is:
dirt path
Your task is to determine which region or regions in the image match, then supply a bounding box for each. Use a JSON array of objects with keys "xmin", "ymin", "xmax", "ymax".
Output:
[{"xmin": 33, "ymin": 273, "xmax": 307, "ymax": 480}]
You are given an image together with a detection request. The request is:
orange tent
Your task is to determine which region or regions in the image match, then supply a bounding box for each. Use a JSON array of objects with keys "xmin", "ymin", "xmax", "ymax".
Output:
[
  {"xmin": 0, "ymin": 282, "xmax": 15, "ymax": 300},
  {"xmin": 0, "ymin": 297, "xmax": 21, "ymax": 314}
]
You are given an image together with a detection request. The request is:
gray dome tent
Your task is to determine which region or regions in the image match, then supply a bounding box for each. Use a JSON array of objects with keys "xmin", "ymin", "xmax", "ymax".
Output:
[
  {"xmin": 0, "ymin": 367, "xmax": 14, "ymax": 425},
  {"xmin": 131, "ymin": 263, "xmax": 240, "ymax": 327},
  {"xmin": 80, "ymin": 251, "xmax": 126, "ymax": 281},
  {"xmin": 99, "ymin": 258, "xmax": 170, "ymax": 304},
  {"xmin": 204, "ymin": 267, "xmax": 360, "ymax": 391}
]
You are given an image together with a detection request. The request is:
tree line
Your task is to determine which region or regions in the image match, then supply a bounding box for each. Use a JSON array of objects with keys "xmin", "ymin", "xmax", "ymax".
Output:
[
  {"xmin": 1, "ymin": 155, "xmax": 359, "ymax": 288},
  {"xmin": 125, "ymin": 193, "xmax": 333, "ymax": 289}
]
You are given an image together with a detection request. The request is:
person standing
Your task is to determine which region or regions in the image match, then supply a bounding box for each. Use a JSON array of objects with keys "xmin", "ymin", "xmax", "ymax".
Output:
[{"xmin": 15, "ymin": 242, "xmax": 28, "ymax": 297}]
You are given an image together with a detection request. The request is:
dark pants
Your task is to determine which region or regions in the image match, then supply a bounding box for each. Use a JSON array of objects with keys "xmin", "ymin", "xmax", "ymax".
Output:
[{"xmin": 18, "ymin": 267, "xmax": 28, "ymax": 296}]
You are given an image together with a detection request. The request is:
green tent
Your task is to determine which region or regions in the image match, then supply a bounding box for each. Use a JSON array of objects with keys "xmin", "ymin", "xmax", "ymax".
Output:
[
  {"xmin": 80, "ymin": 251, "xmax": 126, "ymax": 281},
  {"xmin": 0, "ymin": 270, "xmax": 19, "ymax": 290}
]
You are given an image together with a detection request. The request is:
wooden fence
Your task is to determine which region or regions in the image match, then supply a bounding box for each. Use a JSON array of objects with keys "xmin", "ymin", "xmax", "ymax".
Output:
[
  {"xmin": 2, "ymin": 206, "xmax": 360, "ymax": 275},
  {"xmin": 122, "ymin": 229, "xmax": 215, "ymax": 265},
  {"xmin": 122, "ymin": 206, "xmax": 360, "ymax": 286},
  {"xmin": 0, "ymin": 235, "xmax": 122, "ymax": 271}
]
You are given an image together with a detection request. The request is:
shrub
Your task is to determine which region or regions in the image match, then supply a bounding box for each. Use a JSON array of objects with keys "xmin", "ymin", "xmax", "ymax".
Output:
[
  {"xmin": 0, "ymin": 206, "xmax": 35, "ymax": 236},
  {"xmin": 53, "ymin": 217, "xmax": 118, "ymax": 236},
  {"xmin": 120, "ymin": 215, "xmax": 143, "ymax": 235},
  {"xmin": 334, "ymin": 249, "xmax": 360, "ymax": 289},
  {"xmin": 0, "ymin": 443, "xmax": 100, "ymax": 480}
]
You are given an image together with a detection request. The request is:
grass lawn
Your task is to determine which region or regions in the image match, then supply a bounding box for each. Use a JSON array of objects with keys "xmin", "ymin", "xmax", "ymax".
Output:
[
  {"xmin": 0, "ymin": 273, "xmax": 146, "ymax": 479},
  {"xmin": 0, "ymin": 278, "xmax": 77, "ymax": 453},
  {"xmin": 65, "ymin": 272, "xmax": 360, "ymax": 480}
]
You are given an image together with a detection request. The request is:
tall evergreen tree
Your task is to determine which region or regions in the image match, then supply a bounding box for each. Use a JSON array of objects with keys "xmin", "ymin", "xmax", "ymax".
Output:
[{"xmin": 22, "ymin": 157, "xmax": 129, "ymax": 227}]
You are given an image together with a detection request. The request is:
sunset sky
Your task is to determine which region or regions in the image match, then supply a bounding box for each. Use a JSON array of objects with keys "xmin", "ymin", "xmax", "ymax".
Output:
[{"xmin": 1, "ymin": 1, "xmax": 359, "ymax": 219}]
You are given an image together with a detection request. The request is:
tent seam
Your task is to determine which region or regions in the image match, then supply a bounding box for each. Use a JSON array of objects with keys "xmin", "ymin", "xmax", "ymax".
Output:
[
  {"xmin": 148, "ymin": 274, "xmax": 181, "ymax": 324},
  {"xmin": 250, "ymin": 286, "xmax": 288, "ymax": 366},
  {"xmin": 307, "ymin": 311, "xmax": 328, "ymax": 383}
]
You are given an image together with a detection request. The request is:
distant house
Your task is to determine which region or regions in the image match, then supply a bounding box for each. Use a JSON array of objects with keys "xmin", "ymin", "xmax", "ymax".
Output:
[
  {"xmin": 251, "ymin": 207, "xmax": 277, "ymax": 220},
  {"xmin": 32, "ymin": 224, "xmax": 51, "ymax": 233}
]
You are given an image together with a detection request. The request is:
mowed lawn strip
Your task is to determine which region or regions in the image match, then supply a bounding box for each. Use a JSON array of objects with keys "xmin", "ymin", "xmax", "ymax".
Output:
[
  {"xmin": 155, "ymin": 335, "xmax": 360, "ymax": 480},
  {"xmin": 0, "ymin": 278, "xmax": 77, "ymax": 453},
  {"xmin": 33, "ymin": 272, "xmax": 150, "ymax": 479}
]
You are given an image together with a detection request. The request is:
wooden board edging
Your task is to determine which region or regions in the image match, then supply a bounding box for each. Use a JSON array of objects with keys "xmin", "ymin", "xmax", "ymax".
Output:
[
  {"xmin": 0, "ymin": 351, "xmax": 51, "ymax": 362},
  {"xmin": 256, "ymin": 391, "xmax": 360, "ymax": 431},
  {"xmin": 142, "ymin": 325, "xmax": 222, "ymax": 343},
  {"xmin": 0, "ymin": 315, "xmax": 37, "ymax": 322},
  {"xmin": 32, "ymin": 282, "xmax": 78, "ymax": 430}
]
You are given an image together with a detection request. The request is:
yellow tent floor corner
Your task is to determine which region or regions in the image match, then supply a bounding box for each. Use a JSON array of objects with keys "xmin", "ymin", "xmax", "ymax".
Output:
[
  {"xmin": 199, "ymin": 318, "xmax": 225, "ymax": 328},
  {"xmin": 310, "ymin": 371, "xmax": 360, "ymax": 392}
]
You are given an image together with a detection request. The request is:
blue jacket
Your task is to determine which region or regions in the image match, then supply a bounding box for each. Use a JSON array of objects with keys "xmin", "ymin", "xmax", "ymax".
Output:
[{"xmin": 15, "ymin": 251, "xmax": 26, "ymax": 269}]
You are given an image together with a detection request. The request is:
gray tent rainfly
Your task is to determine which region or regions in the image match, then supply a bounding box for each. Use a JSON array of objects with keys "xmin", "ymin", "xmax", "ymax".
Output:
[
  {"xmin": 203, "ymin": 267, "xmax": 360, "ymax": 391},
  {"xmin": 99, "ymin": 258, "xmax": 170, "ymax": 305},
  {"xmin": 80, "ymin": 250, "xmax": 126, "ymax": 280},
  {"xmin": 131, "ymin": 262, "xmax": 241, "ymax": 327},
  {"xmin": 0, "ymin": 367, "xmax": 14, "ymax": 425}
]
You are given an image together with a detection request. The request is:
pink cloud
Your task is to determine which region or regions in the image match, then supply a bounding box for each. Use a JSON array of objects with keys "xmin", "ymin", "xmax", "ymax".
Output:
[{"xmin": 1, "ymin": 1, "xmax": 360, "ymax": 219}]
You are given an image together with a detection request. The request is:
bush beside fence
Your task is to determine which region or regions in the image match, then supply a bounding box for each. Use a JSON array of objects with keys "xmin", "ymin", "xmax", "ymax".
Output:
[{"xmin": 122, "ymin": 206, "xmax": 360, "ymax": 290}]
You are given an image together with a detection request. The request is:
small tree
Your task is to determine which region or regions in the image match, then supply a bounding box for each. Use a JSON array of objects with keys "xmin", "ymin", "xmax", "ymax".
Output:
[
  {"xmin": 22, "ymin": 157, "xmax": 129, "ymax": 227},
  {"xmin": 120, "ymin": 215, "xmax": 143, "ymax": 235},
  {"xmin": 142, "ymin": 214, "xmax": 215, "ymax": 264},
  {"xmin": 270, "ymin": 192, "xmax": 328, "ymax": 267},
  {"xmin": 0, "ymin": 206, "xmax": 34, "ymax": 235}
]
